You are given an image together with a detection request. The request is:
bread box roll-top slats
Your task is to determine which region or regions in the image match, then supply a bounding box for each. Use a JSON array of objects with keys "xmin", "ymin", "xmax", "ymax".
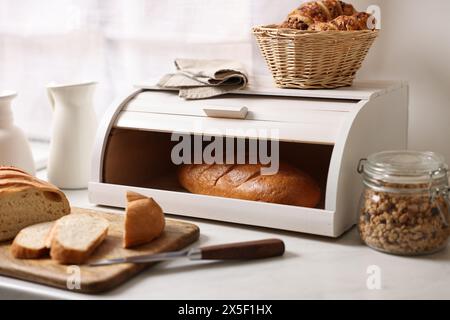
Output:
[{"xmin": 89, "ymin": 78, "xmax": 408, "ymax": 237}]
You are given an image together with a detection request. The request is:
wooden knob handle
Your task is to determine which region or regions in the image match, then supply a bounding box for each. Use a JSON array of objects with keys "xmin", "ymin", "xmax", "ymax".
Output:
[{"xmin": 199, "ymin": 239, "xmax": 285, "ymax": 260}]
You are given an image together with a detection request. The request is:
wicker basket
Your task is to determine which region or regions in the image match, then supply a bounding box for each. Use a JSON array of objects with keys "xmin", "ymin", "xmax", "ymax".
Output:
[{"xmin": 252, "ymin": 25, "xmax": 379, "ymax": 89}]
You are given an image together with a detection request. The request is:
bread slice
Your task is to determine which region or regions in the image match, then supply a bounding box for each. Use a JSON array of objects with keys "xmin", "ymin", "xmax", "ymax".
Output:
[
  {"xmin": 0, "ymin": 166, "xmax": 70, "ymax": 241},
  {"xmin": 124, "ymin": 192, "xmax": 165, "ymax": 248},
  {"xmin": 44, "ymin": 223, "xmax": 57, "ymax": 249},
  {"xmin": 10, "ymin": 222, "xmax": 54, "ymax": 259},
  {"xmin": 50, "ymin": 214, "xmax": 109, "ymax": 265}
]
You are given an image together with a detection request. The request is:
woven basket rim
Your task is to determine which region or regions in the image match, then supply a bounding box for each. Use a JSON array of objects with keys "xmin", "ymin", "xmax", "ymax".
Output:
[{"xmin": 252, "ymin": 24, "xmax": 380, "ymax": 36}]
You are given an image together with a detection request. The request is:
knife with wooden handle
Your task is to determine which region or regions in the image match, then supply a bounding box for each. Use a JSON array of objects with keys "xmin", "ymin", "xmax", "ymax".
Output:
[{"xmin": 90, "ymin": 239, "xmax": 285, "ymax": 267}]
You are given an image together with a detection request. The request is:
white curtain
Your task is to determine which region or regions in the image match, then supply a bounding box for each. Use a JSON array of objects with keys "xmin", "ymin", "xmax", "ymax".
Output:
[{"xmin": 0, "ymin": 0, "xmax": 300, "ymax": 140}]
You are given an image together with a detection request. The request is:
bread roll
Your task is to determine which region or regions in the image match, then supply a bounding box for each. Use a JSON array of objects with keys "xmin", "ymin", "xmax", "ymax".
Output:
[
  {"xmin": 178, "ymin": 163, "xmax": 321, "ymax": 208},
  {"xmin": 0, "ymin": 167, "xmax": 70, "ymax": 242}
]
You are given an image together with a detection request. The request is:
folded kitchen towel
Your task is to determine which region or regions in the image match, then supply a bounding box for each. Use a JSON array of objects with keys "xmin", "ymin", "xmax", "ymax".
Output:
[{"xmin": 157, "ymin": 59, "xmax": 248, "ymax": 100}]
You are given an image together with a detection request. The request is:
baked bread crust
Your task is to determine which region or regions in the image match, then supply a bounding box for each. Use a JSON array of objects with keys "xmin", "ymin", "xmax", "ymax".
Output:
[
  {"xmin": 280, "ymin": 0, "xmax": 356, "ymax": 30},
  {"xmin": 123, "ymin": 192, "xmax": 165, "ymax": 249},
  {"xmin": 340, "ymin": 0, "xmax": 357, "ymax": 15},
  {"xmin": 0, "ymin": 166, "xmax": 70, "ymax": 241},
  {"xmin": 309, "ymin": 12, "xmax": 374, "ymax": 31},
  {"xmin": 279, "ymin": 1, "xmax": 375, "ymax": 31},
  {"xmin": 178, "ymin": 163, "xmax": 321, "ymax": 208},
  {"xmin": 10, "ymin": 222, "xmax": 54, "ymax": 259}
]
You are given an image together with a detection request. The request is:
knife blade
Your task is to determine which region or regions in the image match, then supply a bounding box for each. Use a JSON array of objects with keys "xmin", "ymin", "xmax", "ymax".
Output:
[{"xmin": 90, "ymin": 238, "xmax": 285, "ymax": 267}]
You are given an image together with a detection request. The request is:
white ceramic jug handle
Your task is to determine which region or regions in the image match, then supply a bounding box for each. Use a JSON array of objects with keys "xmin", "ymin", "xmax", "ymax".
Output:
[{"xmin": 47, "ymin": 86, "xmax": 55, "ymax": 111}]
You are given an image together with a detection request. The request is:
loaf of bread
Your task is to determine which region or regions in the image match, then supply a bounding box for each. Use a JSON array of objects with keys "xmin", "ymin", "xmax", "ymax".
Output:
[
  {"xmin": 281, "ymin": 0, "xmax": 356, "ymax": 30},
  {"xmin": 0, "ymin": 167, "xmax": 70, "ymax": 242},
  {"xmin": 124, "ymin": 192, "xmax": 165, "ymax": 248},
  {"xmin": 178, "ymin": 163, "xmax": 321, "ymax": 208}
]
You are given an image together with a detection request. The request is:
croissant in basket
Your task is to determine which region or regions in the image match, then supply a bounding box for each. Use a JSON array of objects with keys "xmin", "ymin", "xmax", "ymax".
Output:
[
  {"xmin": 281, "ymin": 1, "xmax": 374, "ymax": 31},
  {"xmin": 280, "ymin": 0, "xmax": 356, "ymax": 30},
  {"xmin": 310, "ymin": 12, "xmax": 375, "ymax": 31}
]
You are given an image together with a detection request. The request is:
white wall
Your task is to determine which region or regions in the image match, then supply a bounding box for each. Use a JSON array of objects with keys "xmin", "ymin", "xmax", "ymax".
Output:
[
  {"xmin": 354, "ymin": 0, "xmax": 450, "ymax": 162},
  {"xmin": 2, "ymin": 0, "xmax": 449, "ymax": 163},
  {"xmin": 253, "ymin": 0, "xmax": 450, "ymax": 162}
]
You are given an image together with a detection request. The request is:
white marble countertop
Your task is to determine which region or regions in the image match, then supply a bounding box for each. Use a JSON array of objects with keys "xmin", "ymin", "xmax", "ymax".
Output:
[{"xmin": 1, "ymin": 175, "xmax": 450, "ymax": 300}]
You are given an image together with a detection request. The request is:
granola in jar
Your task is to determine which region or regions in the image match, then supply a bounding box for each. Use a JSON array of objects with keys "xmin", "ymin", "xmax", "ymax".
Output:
[{"xmin": 358, "ymin": 151, "xmax": 450, "ymax": 255}]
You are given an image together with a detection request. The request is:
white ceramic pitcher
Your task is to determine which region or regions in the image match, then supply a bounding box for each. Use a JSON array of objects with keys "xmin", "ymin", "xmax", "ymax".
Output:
[
  {"xmin": 47, "ymin": 82, "xmax": 98, "ymax": 189},
  {"xmin": 0, "ymin": 91, "xmax": 35, "ymax": 175}
]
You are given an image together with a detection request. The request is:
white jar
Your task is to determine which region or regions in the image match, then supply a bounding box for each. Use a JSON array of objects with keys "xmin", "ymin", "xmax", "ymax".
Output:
[{"xmin": 0, "ymin": 91, "xmax": 35, "ymax": 175}]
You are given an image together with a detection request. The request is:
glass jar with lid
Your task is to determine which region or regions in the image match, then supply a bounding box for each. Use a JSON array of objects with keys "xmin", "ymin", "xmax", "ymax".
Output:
[{"xmin": 358, "ymin": 150, "xmax": 450, "ymax": 255}]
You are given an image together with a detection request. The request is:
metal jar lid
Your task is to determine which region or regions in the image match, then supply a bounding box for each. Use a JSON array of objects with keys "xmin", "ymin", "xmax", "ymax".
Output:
[{"xmin": 358, "ymin": 150, "xmax": 449, "ymax": 185}]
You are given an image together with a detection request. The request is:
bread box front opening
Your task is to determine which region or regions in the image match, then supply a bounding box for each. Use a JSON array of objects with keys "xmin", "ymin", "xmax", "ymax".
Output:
[
  {"xmin": 102, "ymin": 128, "xmax": 334, "ymax": 210},
  {"xmin": 89, "ymin": 81, "xmax": 408, "ymax": 236}
]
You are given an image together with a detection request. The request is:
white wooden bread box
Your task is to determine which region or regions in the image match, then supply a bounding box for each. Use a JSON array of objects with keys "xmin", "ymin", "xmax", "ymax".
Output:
[{"xmin": 89, "ymin": 78, "xmax": 408, "ymax": 237}]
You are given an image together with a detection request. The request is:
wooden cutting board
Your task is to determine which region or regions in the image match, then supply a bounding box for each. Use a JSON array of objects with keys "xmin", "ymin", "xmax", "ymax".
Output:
[{"xmin": 0, "ymin": 207, "xmax": 200, "ymax": 294}]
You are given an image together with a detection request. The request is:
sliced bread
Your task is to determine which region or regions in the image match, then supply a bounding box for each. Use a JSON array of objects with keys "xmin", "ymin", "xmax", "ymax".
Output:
[
  {"xmin": 50, "ymin": 213, "xmax": 109, "ymax": 265},
  {"xmin": 124, "ymin": 191, "xmax": 165, "ymax": 248},
  {"xmin": 10, "ymin": 222, "xmax": 54, "ymax": 259},
  {"xmin": 0, "ymin": 166, "xmax": 70, "ymax": 241}
]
